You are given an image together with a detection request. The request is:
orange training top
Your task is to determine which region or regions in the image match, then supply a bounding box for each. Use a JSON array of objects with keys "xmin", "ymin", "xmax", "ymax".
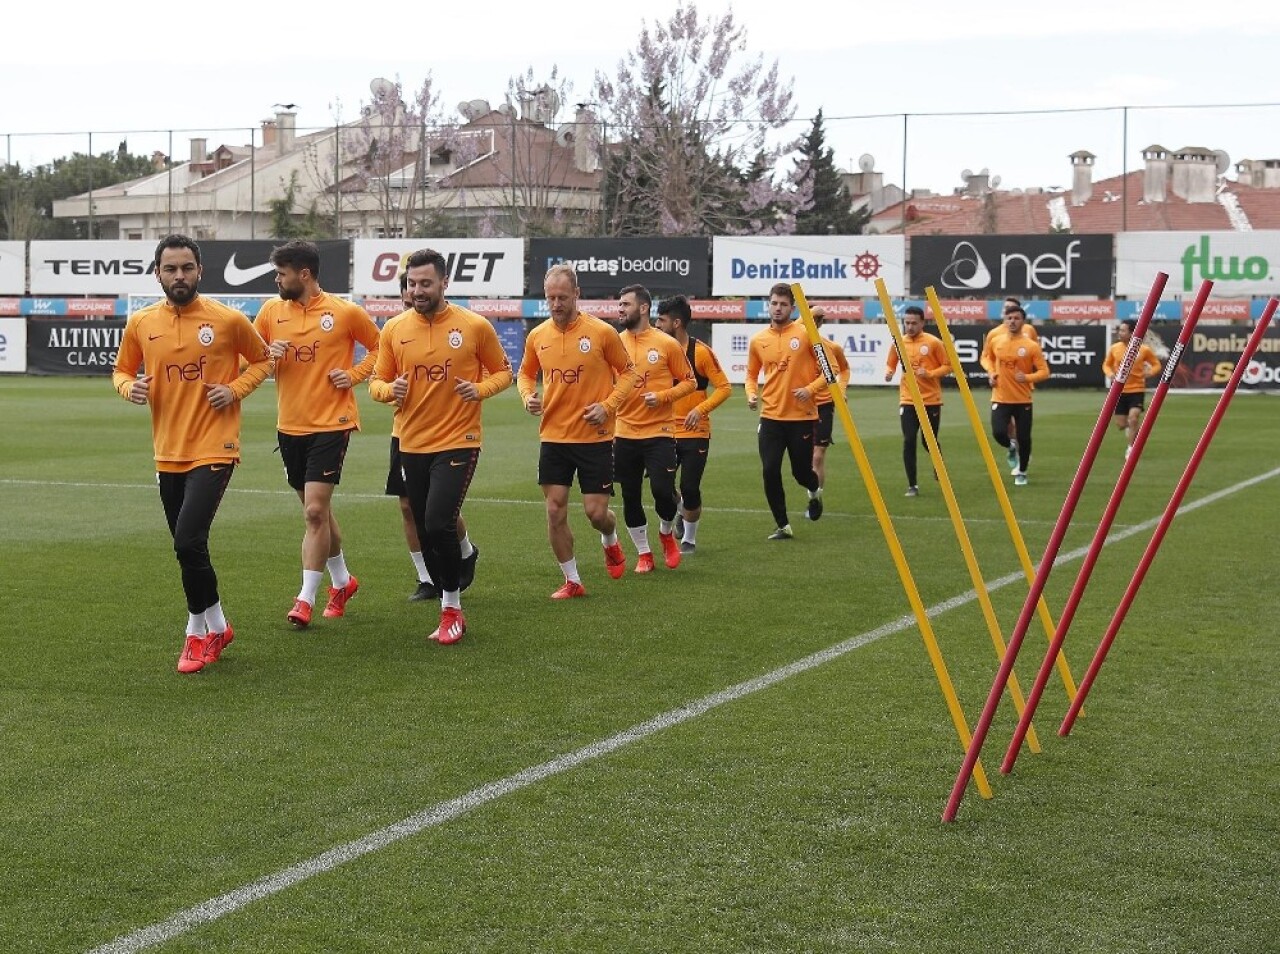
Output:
[
  {"xmin": 368, "ymin": 302, "xmax": 513, "ymax": 453},
  {"xmin": 255, "ymin": 292, "xmax": 381, "ymax": 435},
  {"xmin": 744, "ymin": 321, "xmax": 828, "ymax": 421},
  {"xmin": 982, "ymin": 332, "xmax": 1050, "ymax": 404},
  {"xmin": 885, "ymin": 331, "xmax": 951, "ymax": 405},
  {"xmin": 112, "ymin": 295, "xmax": 271, "ymax": 472},
  {"xmin": 672, "ymin": 337, "xmax": 731, "ymax": 439},
  {"xmin": 516, "ymin": 312, "xmax": 640, "ymax": 443},
  {"xmin": 615, "ymin": 326, "xmax": 696, "ymax": 439},
  {"xmin": 1103, "ymin": 341, "xmax": 1161, "ymax": 394}
]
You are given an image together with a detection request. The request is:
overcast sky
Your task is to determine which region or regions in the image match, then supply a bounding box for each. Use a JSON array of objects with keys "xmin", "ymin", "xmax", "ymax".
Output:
[{"xmin": 5, "ymin": 1, "xmax": 1278, "ymax": 197}]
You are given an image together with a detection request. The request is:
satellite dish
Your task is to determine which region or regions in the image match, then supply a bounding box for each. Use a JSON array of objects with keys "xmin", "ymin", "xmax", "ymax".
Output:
[
  {"xmin": 458, "ymin": 99, "xmax": 490, "ymax": 121},
  {"xmin": 370, "ymin": 77, "xmax": 395, "ymax": 99},
  {"xmin": 961, "ymin": 168, "xmax": 973, "ymax": 181},
  {"xmin": 1213, "ymin": 149, "xmax": 1231, "ymax": 175},
  {"xmin": 990, "ymin": 174, "xmax": 1002, "ymax": 189},
  {"xmin": 979, "ymin": 166, "xmax": 990, "ymax": 176},
  {"xmin": 555, "ymin": 124, "xmax": 576, "ymax": 148},
  {"xmin": 858, "ymin": 153, "xmax": 875, "ymax": 172}
]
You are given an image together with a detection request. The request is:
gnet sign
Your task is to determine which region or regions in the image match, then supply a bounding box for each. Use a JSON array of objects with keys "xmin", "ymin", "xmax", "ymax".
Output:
[{"xmin": 354, "ymin": 240, "xmax": 524, "ymax": 297}]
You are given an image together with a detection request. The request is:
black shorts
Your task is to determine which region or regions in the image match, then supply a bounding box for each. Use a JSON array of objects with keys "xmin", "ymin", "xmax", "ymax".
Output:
[
  {"xmin": 385, "ymin": 436, "xmax": 406, "ymax": 497},
  {"xmin": 278, "ymin": 429, "xmax": 352, "ymax": 491},
  {"xmin": 1115, "ymin": 392, "xmax": 1146, "ymax": 415},
  {"xmin": 538, "ymin": 441, "xmax": 614, "ymax": 495},
  {"xmin": 815, "ymin": 403, "xmax": 835, "ymax": 446},
  {"xmin": 675, "ymin": 437, "xmax": 711, "ymax": 509}
]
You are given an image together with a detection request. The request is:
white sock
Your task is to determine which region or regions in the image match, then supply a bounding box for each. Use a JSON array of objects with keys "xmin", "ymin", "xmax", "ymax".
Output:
[
  {"xmin": 326, "ymin": 552, "xmax": 351, "ymax": 589},
  {"xmin": 682, "ymin": 519, "xmax": 699, "ymax": 545},
  {"xmin": 628, "ymin": 525, "xmax": 651, "ymax": 554},
  {"xmin": 559, "ymin": 558, "xmax": 581, "ymax": 584},
  {"xmin": 659, "ymin": 519, "xmax": 674, "ymax": 535},
  {"xmin": 459, "ymin": 533, "xmax": 475, "ymax": 560},
  {"xmin": 299, "ymin": 569, "xmax": 324, "ymax": 605},
  {"xmin": 186, "ymin": 611, "xmax": 207, "ymax": 635},
  {"xmin": 205, "ymin": 602, "xmax": 227, "ymax": 633},
  {"xmin": 410, "ymin": 550, "xmax": 431, "ymax": 584},
  {"xmin": 809, "ymin": 487, "xmax": 822, "ymax": 500},
  {"xmin": 601, "ymin": 530, "xmax": 619, "ymax": 547},
  {"xmin": 441, "ymin": 589, "xmax": 461, "ymax": 610}
]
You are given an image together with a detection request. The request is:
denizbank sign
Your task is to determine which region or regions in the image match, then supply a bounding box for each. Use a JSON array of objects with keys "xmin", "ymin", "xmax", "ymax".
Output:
[
  {"xmin": 712, "ymin": 236, "xmax": 906, "ymax": 296},
  {"xmin": 1116, "ymin": 231, "xmax": 1280, "ymax": 297}
]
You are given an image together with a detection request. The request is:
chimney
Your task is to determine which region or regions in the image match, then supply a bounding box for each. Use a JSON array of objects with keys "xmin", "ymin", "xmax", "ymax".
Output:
[
  {"xmin": 276, "ymin": 110, "xmax": 297, "ymax": 154},
  {"xmin": 961, "ymin": 168, "xmax": 990, "ymax": 196},
  {"xmin": 189, "ymin": 137, "xmax": 207, "ymax": 167},
  {"xmin": 1143, "ymin": 144, "xmax": 1170, "ymax": 203},
  {"xmin": 1069, "ymin": 150, "xmax": 1095, "ymax": 206},
  {"xmin": 572, "ymin": 105, "xmax": 599, "ymax": 173},
  {"xmin": 261, "ymin": 119, "xmax": 278, "ymax": 148},
  {"xmin": 1170, "ymin": 146, "xmax": 1216, "ymax": 203}
]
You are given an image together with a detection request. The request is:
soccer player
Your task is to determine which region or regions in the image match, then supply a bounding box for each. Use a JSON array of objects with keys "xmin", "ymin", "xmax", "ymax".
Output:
[
  {"xmin": 981, "ymin": 304, "xmax": 1050, "ymax": 486},
  {"xmin": 517, "ymin": 264, "xmax": 640, "ymax": 598},
  {"xmin": 1103, "ymin": 318, "xmax": 1162, "ymax": 459},
  {"xmin": 810, "ymin": 307, "xmax": 850, "ymax": 496},
  {"xmin": 254, "ymin": 240, "xmax": 381, "ymax": 629},
  {"xmin": 655, "ymin": 294, "xmax": 730, "ymax": 554},
  {"xmin": 384, "ymin": 270, "xmax": 479, "ymax": 601},
  {"xmin": 745, "ymin": 282, "xmax": 828, "ymax": 539},
  {"xmin": 614, "ymin": 284, "xmax": 696, "ymax": 573},
  {"xmin": 986, "ymin": 297, "xmax": 1041, "ymax": 471},
  {"xmin": 111, "ymin": 234, "xmax": 271, "ymax": 673},
  {"xmin": 369, "ymin": 248, "xmax": 513, "ymax": 644},
  {"xmin": 884, "ymin": 305, "xmax": 952, "ymax": 497}
]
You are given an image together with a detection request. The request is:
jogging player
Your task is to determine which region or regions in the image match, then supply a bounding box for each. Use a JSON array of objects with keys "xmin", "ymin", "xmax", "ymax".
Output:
[
  {"xmin": 1103, "ymin": 318, "xmax": 1162, "ymax": 459},
  {"xmin": 884, "ymin": 305, "xmax": 952, "ymax": 496},
  {"xmin": 112, "ymin": 234, "xmax": 271, "ymax": 673},
  {"xmin": 981, "ymin": 304, "xmax": 1050, "ymax": 486}
]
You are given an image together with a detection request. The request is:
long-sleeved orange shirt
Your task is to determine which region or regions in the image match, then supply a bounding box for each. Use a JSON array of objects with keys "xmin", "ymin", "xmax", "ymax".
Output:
[
  {"xmin": 615, "ymin": 326, "xmax": 696, "ymax": 439},
  {"xmin": 672, "ymin": 337, "xmax": 731, "ymax": 439},
  {"xmin": 982, "ymin": 332, "xmax": 1050, "ymax": 404},
  {"xmin": 885, "ymin": 332, "xmax": 952, "ymax": 405},
  {"xmin": 255, "ymin": 292, "xmax": 381, "ymax": 435},
  {"xmin": 112, "ymin": 296, "xmax": 271, "ymax": 472},
  {"xmin": 1103, "ymin": 341, "xmax": 1161, "ymax": 394},
  {"xmin": 516, "ymin": 312, "xmax": 640, "ymax": 444},
  {"xmin": 813, "ymin": 338, "xmax": 851, "ymax": 407},
  {"xmin": 369, "ymin": 302, "xmax": 513, "ymax": 453},
  {"xmin": 744, "ymin": 321, "xmax": 828, "ymax": 421}
]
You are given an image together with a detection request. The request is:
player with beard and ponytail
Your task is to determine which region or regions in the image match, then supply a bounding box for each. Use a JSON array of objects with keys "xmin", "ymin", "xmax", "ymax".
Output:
[{"xmin": 112, "ymin": 234, "xmax": 272, "ymax": 673}]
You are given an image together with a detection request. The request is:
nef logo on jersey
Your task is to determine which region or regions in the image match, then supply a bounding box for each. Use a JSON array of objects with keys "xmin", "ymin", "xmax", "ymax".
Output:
[
  {"xmin": 448, "ymin": 328, "xmax": 463, "ymax": 349},
  {"xmin": 319, "ymin": 312, "xmax": 335, "ymax": 333},
  {"xmin": 646, "ymin": 348, "xmax": 660, "ymax": 365},
  {"xmin": 578, "ymin": 336, "xmax": 592, "ymax": 353},
  {"xmin": 547, "ymin": 364, "xmax": 586, "ymax": 384},
  {"xmin": 412, "ymin": 359, "xmax": 452, "ymax": 382},
  {"xmin": 197, "ymin": 323, "xmax": 214, "ymax": 346},
  {"xmin": 165, "ymin": 354, "xmax": 208, "ymax": 382}
]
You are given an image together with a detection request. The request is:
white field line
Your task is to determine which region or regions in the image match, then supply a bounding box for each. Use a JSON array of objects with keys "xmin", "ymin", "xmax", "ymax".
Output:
[{"xmin": 77, "ymin": 465, "xmax": 1279, "ymax": 953}]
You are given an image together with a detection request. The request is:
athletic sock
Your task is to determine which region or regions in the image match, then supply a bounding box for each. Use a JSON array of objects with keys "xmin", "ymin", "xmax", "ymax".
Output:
[
  {"xmin": 410, "ymin": 550, "xmax": 431, "ymax": 584},
  {"xmin": 441, "ymin": 589, "xmax": 461, "ymax": 610},
  {"xmin": 205, "ymin": 602, "xmax": 227, "ymax": 633},
  {"xmin": 559, "ymin": 558, "xmax": 581, "ymax": 584},
  {"xmin": 299, "ymin": 569, "xmax": 323, "ymax": 605},
  {"xmin": 628, "ymin": 525, "xmax": 651, "ymax": 554},
  {"xmin": 459, "ymin": 533, "xmax": 475, "ymax": 560},
  {"xmin": 326, "ymin": 552, "xmax": 351, "ymax": 589},
  {"xmin": 658, "ymin": 519, "xmax": 674, "ymax": 535},
  {"xmin": 187, "ymin": 611, "xmax": 207, "ymax": 635},
  {"xmin": 682, "ymin": 519, "xmax": 699, "ymax": 545},
  {"xmin": 601, "ymin": 530, "xmax": 619, "ymax": 547}
]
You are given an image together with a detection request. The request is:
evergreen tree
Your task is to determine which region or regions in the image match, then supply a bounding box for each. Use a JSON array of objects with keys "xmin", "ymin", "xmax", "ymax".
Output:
[{"xmin": 794, "ymin": 110, "xmax": 867, "ymax": 235}]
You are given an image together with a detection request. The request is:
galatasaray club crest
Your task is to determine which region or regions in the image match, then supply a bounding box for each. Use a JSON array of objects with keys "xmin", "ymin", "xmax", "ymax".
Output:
[
  {"xmin": 197, "ymin": 323, "xmax": 215, "ymax": 346},
  {"xmin": 646, "ymin": 348, "xmax": 660, "ymax": 364},
  {"xmin": 1017, "ymin": 347, "xmax": 1027, "ymax": 357},
  {"xmin": 578, "ymin": 336, "xmax": 592, "ymax": 353},
  {"xmin": 319, "ymin": 312, "xmax": 335, "ymax": 332},
  {"xmin": 448, "ymin": 328, "xmax": 463, "ymax": 349},
  {"xmin": 789, "ymin": 337, "xmax": 801, "ymax": 350}
]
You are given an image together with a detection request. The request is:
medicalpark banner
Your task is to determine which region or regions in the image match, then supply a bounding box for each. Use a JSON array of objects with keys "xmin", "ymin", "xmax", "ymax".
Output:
[
  {"xmin": 712, "ymin": 236, "xmax": 906, "ymax": 297},
  {"xmin": 1116, "ymin": 231, "xmax": 1280, "ymax": 298},
  {"xmin": 527, "ymin": 237, "xmax": 711, "ymax": 298},
  {"xmin": 353, "ymin": 239, "xmax": 525, "ymax": 298},
  {"xmin": 0, "ymin": 241, "xmax": 24, "ymax": 295},
  {"xmin": 909, "ymin": 234, "xmax": 1114, "ymax": 297},
  {"xmin": 710, "ymin": 322, "xmax": 1108, "ymax": 388}
]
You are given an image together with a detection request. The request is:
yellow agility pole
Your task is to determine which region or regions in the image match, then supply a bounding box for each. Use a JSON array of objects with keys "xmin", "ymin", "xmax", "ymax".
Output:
[
  {"xmin": 877, "ymin": 287, "xmax": 1042, "ymax": 755},
  {"xmin": 791, "ymin": 282, "xmax": 992, "ymax": 800},
  {"xmin": 922, "ymin": 286, "xmax": 1081, "ymax": 707}
]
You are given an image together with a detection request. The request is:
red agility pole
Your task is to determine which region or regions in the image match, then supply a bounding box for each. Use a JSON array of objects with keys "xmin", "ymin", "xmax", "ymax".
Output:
[
  {"xmin": 1060, "ymin": 297, "xmax": 1278, "ymax": 735},
  {"xmin": 941, "ymin": 271, "xmax": 1168, "ymax": 823},
  {"xmin": 1000, "ymin": 280, "xmax": 1212, "ymax": 772}
]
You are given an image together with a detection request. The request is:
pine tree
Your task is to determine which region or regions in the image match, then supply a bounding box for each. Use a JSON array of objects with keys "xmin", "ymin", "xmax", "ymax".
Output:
[{"xmin": 794, "ymin": 110, "xmax": 867, "ymax": 235}]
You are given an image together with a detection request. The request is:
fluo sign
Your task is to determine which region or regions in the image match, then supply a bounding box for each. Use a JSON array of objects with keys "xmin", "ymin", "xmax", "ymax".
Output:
[{"xmin": 1117, "ymin": 231, "xmax": 1280, "ymax": 297}]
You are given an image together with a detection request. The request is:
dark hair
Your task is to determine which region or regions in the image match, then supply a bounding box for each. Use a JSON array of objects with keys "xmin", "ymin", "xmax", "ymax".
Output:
[
  {"xmin": 406, "ymin": 247, "xmax": 448, "ymax": 278},
  {"xmin": 1006, "ymin": 305, "xmax": 1027, "ymax": 320},
  {"xmin": 619, "ymin": 284, "xmax": 652, "ymax": 309},
  {"xmin": 1118, "ymin": 318, "xmax": 1135, "ymax": 332},
  {"xmin": 769, "ymin": 282, "xmax": 794, "ymax": 304},
  {"xmin": 1003, "ymin": 297, "xmax": 1022, "ymax": 309},
  {"xmin": 271, "ymin": 240, "xmax": 321, "ymax": 278},
  {"xmin": 657, "ymin": 294, "xmax": 692, "ymax": 325},
  {"xmin": 399, "ymin": 270, "xmax": 408, "ymax": 293},
  {"xmin": 904, "ymin": 305, "xmax": 925, "ymax": 318},
  {"xmin": 154, "ymin": 234, "xmax": 200, "ymax": 267}
]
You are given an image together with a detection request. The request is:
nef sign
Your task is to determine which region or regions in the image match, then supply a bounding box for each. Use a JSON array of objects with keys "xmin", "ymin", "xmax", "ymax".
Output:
[
  {"xmin": 909, "ymin": 234, "xmax": 1114, "ymax": 297},
  {"xmin": 353, "ymin": 239, "xmax": 524, "ymax": 297}
]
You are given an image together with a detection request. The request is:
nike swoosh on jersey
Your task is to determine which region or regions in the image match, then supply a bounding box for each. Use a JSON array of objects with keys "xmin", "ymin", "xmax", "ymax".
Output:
[
  {"xmin": 400, "ymin": 339, "xmax": 415, "ymax": 345},
  {"xmin": 148, "ymin": 334, "xmax": 164, "ymax": 340},
  {"xmin": 223, "ymin": 254, "xmax": 277, "ymax": 286}
]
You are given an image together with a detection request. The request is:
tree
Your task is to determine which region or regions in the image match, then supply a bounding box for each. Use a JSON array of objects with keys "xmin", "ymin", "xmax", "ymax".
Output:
[
  {"xmin": 593, "ymin": 2, "xmax": 809, "ymax": 235},
  {"xmin": 793, "ymin": 110, "xmax": 868, "ymax": 235},
  {"xmin": 1, "ymin": 146, "xmax": 154, "ymax": 239},
  {"xmin": 268, "ymin": 170, "xmax": 334, "ymax": 240}
]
